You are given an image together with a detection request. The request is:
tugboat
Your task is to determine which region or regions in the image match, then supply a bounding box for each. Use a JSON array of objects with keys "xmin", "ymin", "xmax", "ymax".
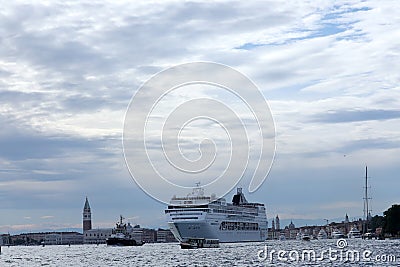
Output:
[
  {"xmin": 180, "ymin": 238, "xmax": 219, "ymax": 249},
  {"xmin": 106, "ymin": 215, "xmax": 144, "ymax": 246}
]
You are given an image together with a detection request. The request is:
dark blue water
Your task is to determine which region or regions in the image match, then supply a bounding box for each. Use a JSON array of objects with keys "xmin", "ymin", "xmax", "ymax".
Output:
[{"xmin": 1, "ymin": 239, "xmax": 399, "ymax": 266}]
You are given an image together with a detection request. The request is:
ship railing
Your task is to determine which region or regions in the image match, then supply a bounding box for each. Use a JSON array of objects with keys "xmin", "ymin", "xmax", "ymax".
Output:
[{"xmin": 171, "ymin": 196, "xmax": 211, "ymax": 200}]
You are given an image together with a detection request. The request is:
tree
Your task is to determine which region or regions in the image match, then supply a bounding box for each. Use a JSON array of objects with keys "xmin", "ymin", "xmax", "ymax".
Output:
[
  {"xmin": 383, "ymin": 204, "xmax": 400, "ymax": 236},
  {"xmin": 370, "ymin": 215, "xmax": 385, "ymax": 232}
]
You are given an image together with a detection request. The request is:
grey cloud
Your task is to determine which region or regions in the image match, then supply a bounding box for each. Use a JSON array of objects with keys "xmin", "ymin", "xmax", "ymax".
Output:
[
  {"xmin": 342, "ymin": 138, "xmax": 399, "ymax": 152},
  {"xmin": 0, "ymin": 90, "xmax": 46, "ymax": 105},
  {"xmin": 0, "ymin": 69, "xmax": 12, "ymax": 78},
  {"xmin": 13, "ymin": 34, "xmax": 113, "ymax": 75},
  {"xmin": 285, "ymin": 138, "xmax": 399, "ymax": 160},
  {"xmin": 0, "ymin": 130, "xmax": 94, "ymax": 161},
  {"xmin": 168, "ymin": 1, "xmax": 291, "ymax": 32},
  {"xmin": 61, "ymin": 94, "xmax": 113, "ymax": 111},
  {"xmin": 0, "ymin": 115, "xmax": 116, "ymax": 162}
]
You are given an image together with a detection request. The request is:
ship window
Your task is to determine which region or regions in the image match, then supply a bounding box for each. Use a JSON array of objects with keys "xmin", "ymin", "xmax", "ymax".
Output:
[
  {"xmin": 219, "ymin": 221, "xmax": 259, "ymax": 231},
  {"xmin": 171, "ymin": 217, "xmax": 199, "ymax": 220}
]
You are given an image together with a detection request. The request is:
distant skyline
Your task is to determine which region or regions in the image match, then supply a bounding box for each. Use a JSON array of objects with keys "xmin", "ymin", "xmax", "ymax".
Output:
[{"xmin": 1, "ymin": 1, "xmax": 399, "ymax": 234}]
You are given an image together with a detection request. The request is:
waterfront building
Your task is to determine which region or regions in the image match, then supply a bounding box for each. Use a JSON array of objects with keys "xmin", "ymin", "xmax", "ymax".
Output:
[
  {"xmin": 83, "ymin": 228, "xmax": 113, "ymax": 244},
  {"xmin": 312, "ymin": 227, "xmax": 319, "ymax": 237},
  {"xmin": 7, "ymin": 232, "xmax": 82, "ymax": 245},
  {"xmin": 267, "ymin": 229, "xmax": 274, "ymax": 240},
  {"xmin": 44, "ymin": 232, "xmax": 83, "ymax": 245},
  {"xmin": 283, "ymin": 226, "xmax": 299, "ymax": 240},
  {"xmin": 129, "ymin": 226, "xmax": 156, "ymax": 243},
  {"xmin": 1, "ymin": 234, "xmax": 10, "ymax": 246},
  {"xmin": 267, "ymin": 215, "xmax": 281, "ymax": 239},
  {"xmin": 9, "ymin": 233, "xmax": 46, "ymax": 245},
  {"xmin": 44, "ymin": 233, "xmax": 62, "ymax": 245},
  {"xmin": 285, "ymin": 221, "xmax": 298, "ymax": 239},
  {"xmin": 289, "ymin": 228, "xmax": 299, "ymax": 239},
  {"xmin": 156, "ymin": 229, "xmax": 177, "ymax": 243},
  {"xmin": 268, "ymin": 216, "xmax": 292, "ymax": 240}
]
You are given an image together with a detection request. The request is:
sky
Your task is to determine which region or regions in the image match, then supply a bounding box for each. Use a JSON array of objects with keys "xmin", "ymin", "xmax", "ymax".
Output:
[{"xmin": 0, "ymin": 0, "xmax": 399, "ymax": 234}]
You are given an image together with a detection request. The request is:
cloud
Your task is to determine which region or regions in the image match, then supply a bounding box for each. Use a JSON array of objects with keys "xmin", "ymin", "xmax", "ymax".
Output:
[
  {"xmin": 0, "ymin": 119, "xmax": 100, "ymax": 161},
  {"xmin": 40, "ymin": 215, "xmax": 54, "ymax": 219}
]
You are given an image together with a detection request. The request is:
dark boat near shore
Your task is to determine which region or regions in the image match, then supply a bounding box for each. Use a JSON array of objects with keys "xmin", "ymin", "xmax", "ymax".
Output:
[
  {"xmin": 106, "ymin": 234, "xmax": 143, "ymax": 246},
  {"xmin": 106, "ymin": 215, "xmax": 144, "ymax": 246}
]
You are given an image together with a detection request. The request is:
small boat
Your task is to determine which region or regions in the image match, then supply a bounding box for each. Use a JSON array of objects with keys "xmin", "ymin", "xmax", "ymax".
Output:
[
  {"xmin": 347, "ymin": 226, "xmax": 362, "ymax": 239},
  {"xmin": 180, "ymin": 238, "xmax": 219, "ymax": 249},
  {"xmin": 296, "ymin": 230, "xmax": 311, "ymax": 241},
  {"xmin": 301, "ymin": 233, "xmax": 311, "ymax": 241},
  {"xmin": 317, "ymin": 229, "xmax": 328, "ymax": 240},
  {"xmin": 296, "ymin": 231, "xmax": 302, "ymax": 240},
  {"xmin": 106, "ymin": 215, "xmax": 144, "ymax": 246},
  {"xmin": 331, "ymin": 229, "xmax": 345, "ymax": 239},
  {"xmin": 363, "ymin": 232, "xmax": 374, "ymax": 239},
  {"xmin": 279, "ymin": 233, "xmax": 286, "ymax": 241}
]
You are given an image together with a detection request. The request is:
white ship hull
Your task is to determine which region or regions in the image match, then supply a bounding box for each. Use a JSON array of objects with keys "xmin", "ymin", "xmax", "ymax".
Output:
[
  {"xmin": 168, "ymin": 221, "xmax": 266, "ymax": 243},
  {"xmin": 165, "ymin": 188, "xmax": 268, "ymax": 243}
]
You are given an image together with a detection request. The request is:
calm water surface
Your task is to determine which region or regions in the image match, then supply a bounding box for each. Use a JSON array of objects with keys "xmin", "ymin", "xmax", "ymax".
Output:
[{"xmin": 1, "ymin": 239, "xmax": 399, "ymax": 266}]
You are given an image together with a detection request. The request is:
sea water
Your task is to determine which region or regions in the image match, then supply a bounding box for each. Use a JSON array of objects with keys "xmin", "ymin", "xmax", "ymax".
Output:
[{"xmin": 0, "ymin": 239, "xmax": 399, "ymax": 266}]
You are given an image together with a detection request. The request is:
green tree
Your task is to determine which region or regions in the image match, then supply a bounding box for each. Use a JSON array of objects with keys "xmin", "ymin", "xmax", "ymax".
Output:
[
  {"xmin": 383, "ymin": 204, "xmax": 400, "ymax": 236},
  {"xmin": 370, "ymin": 215, "xmax": 385, "ymax": 232}
]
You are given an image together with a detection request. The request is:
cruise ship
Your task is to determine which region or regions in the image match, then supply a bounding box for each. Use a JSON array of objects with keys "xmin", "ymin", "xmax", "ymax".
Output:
[{"xmin": 165, "ymin": 186, "xmax": 268, "ymax": 243}]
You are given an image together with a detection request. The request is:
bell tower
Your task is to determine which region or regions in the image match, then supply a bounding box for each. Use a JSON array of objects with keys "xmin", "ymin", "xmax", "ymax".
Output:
[
  {"xmin": 83, "ymin": 197, "xmax": 92, "ymax": 232},
  {"xmin": 275, "ymin": 215, "xmax": 280, "ymax": 231}
]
